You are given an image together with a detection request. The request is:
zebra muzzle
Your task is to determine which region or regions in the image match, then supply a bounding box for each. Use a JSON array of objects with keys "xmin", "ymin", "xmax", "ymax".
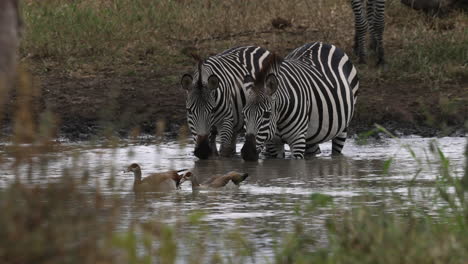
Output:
[
  {"xmin": 194, "ymin": 135, "xmax": 211, "ymax": 160},
  {"xmin": 241, "ymin": 134, "xmax": 259, "ymax": 161}
]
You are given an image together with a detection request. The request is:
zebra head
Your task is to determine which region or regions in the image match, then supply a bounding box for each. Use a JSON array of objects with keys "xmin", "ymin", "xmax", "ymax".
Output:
[
  {"xmin": 241, "ymin": 55, "xmax": 281, "ymax": 161},
  {"xmin": 181, "ymin": 60, "xmax": 220, "ymax": 159}
]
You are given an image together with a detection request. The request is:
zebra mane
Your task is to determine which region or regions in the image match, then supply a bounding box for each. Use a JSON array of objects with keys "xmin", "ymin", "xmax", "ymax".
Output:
[
  {"xmin": 189, "ymin": 52, "xmax": 205, "ymax": 90},
  {"xmin": 190, "ymin": 52, "xmax": 202, "ymax": 62},
  {"xmin": 197, "ymin": 59, "xmax": 203, "ymax": 89},
  {"xmin": 253, "ymin": 53, "xmax": 282, "ymax": 87}
]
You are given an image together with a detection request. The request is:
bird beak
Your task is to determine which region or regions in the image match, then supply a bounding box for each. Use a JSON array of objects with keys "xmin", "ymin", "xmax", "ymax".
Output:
[{"xmin": 179, "ymin": 172, "xmax": 192, "ymax": 185}]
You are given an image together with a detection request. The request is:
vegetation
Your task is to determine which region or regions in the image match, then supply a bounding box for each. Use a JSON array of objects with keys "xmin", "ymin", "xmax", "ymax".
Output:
[
  {"xmin": 1, "ymin": 123, "xmax": 467, "ymax": 263},
  {"xmin": 0, "ymin": 1, "xmax": 466, "ymax": 262},
  {"xmin": 20, "ymin": 0, "xmax": 467, "ymax": 84},
  {"xmin": 13, "ymin": 0, "xmax": 467, "ymax": 137}
]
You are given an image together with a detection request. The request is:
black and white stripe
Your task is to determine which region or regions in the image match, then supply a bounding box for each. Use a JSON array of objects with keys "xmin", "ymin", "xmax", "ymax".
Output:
[
  {"xmin": 181, "ymin": 46, "xmax": 271, "ymax": 159},
  {"xmin": 351, "ymin": 0, "xmax": 386, "ymax": 65},
  {"xmin": 241, "ymin": 42, "xmax": 359, "ymax": 160}
]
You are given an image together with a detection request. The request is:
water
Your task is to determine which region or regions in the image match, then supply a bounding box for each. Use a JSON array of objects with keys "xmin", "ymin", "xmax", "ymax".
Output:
[{"xmin": 0, "ymin": 136, "xmax": 466, "ymax": 261}]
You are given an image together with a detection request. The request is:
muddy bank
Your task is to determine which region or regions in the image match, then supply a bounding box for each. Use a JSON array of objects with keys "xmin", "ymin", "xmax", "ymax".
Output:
[{"xmin": 1, "ymin": 69, "xmax": 465, "ymax": 141}]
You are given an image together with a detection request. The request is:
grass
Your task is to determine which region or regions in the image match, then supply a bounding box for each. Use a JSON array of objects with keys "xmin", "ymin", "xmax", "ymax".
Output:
[
  {"xmin": 10, "ymin": 0, "xmax": 467, "ymax": 137},
  {"xmin": 19, "ymin": 0, "xmax": 468, "ymax": 84}
]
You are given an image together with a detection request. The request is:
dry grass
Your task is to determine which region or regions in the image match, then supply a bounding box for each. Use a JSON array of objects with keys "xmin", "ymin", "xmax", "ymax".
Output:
[{"xmin": 19, "ymin": 0, "xmax": 467, "ymax": 85}]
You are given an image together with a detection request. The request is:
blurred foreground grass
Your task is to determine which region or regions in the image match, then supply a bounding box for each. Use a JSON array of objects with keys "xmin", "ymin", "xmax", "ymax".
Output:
[{"xmin": 1, "ymin": 135, "xmax": 467, "ymax": 263}]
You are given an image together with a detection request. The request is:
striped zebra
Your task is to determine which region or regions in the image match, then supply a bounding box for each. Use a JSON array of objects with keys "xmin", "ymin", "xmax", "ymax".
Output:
[
  {"xmin": 241, "ymin": 42, "xmax": 359, "ymax": 161},
  {"xmin": 180, "ymin": 46, "xmax": 271, "ymax": 159},
  {"xmin": 351, "ymin": 0, "xmax": 386, "ymax": 65}
]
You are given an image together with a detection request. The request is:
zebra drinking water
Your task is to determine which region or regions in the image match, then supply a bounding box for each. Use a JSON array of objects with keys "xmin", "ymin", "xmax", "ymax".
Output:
[
  {"xmin": 351, "ymin": 0, "xmax": 386, "ymax": 65},
  {"xmin": 241, "ymin": 42, "xmax": 359, "ymax": 161},
  {"xmin": 180, "ymin": 46, "xmax": 271, "ymax": 159}
]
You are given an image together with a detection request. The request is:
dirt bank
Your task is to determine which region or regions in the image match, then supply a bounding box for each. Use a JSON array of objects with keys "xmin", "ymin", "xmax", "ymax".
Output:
[{"xmin": 2, "ymin": 64, "xmax": 465, "ymax": 141}]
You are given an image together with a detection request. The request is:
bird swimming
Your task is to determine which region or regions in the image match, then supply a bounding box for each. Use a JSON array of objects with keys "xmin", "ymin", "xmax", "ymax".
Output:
[
  {"xmin": 125, "ymin": 163, "xmax": 189, "ymax": 192},
  {"xmin": 180, "ymin": 171, "xmax": 249, "ymax": 190}
]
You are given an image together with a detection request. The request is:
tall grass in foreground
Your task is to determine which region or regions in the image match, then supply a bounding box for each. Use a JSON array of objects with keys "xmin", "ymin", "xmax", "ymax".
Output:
[{"xmin": 1, "ymin": 132, "xmax": 467, "ymax": 263}]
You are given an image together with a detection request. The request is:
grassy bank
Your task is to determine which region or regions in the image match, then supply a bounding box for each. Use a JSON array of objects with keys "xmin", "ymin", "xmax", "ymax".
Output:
[
  {"xmin": 1, "ymin": 137, "xmax": 467, "ymax": 263},
  {"xmin": 7, "ymin": 0, "xmax": 468, "ymax": 137}
]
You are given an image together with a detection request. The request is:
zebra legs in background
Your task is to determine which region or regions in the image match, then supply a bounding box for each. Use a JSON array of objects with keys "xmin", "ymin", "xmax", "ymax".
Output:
[
  {"xmin": 351, "ymin": 0, "xmax": 386, "ymax": 66},
  {"xmin": 332, "ymin": 130, "xmax": 348, "ymax": 155},
  {"xmin": 352, "ymin": 0, "xmax": 368, "ymax": 64},
  {"xmin": 369, "ymin": 0, "xmax": 385, "ymax": 65}
]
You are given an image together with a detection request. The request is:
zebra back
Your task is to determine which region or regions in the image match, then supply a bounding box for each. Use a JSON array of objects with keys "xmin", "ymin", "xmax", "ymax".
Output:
[{"xmin": 286, "ymin": 42, "xmax": 359, "ymax": 101}]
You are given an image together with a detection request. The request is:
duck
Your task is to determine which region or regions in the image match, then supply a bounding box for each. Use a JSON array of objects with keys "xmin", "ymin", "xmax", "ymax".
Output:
[
  {"xmin": 125, "ymin": 163, "xmax": 189, "ymax": 192},
  {"xmin": 180, "ymin": 171, "xmax": 249, "ymax": 190}
]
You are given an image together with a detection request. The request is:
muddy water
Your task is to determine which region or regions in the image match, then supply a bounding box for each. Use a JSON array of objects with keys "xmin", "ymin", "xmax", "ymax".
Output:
[{"xmin": 0, "ymin": 137, "xmax": 466, "ymax": 261}]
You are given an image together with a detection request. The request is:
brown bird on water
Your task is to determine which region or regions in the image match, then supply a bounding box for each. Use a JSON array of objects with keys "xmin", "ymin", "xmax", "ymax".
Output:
[
  {"xmin": 125, "ymin": 163, "xmax": 188, "ymax": 192},
  {"xmin": 180, "ymin": 171, "xmax": 249, "ymax": 190}
]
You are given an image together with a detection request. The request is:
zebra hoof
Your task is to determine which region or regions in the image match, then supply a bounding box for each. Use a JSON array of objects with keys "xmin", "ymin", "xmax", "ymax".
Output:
[
  {"xmin": 331, "ymin": 150, "xmax": 343, "ymax": 156},
  {"xmin": 241, "ymin": 134, "xmax": 259, "ymax": 161},
  {"xmin": 292, "ymin": 155, "xmax": 305, "ymax": 160},
  {"xmin": 194, "ymin": 135, "xmax": 212, "ymax": 160},
  {"xmin": 219, "ymin": 146, "xmax": 235, "ymax": 157}
]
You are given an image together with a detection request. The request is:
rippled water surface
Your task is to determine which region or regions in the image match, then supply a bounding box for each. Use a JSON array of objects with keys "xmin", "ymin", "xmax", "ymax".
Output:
[{"xmin": 1, "ymin": 137, "xmax": 466, "ymax": 261}]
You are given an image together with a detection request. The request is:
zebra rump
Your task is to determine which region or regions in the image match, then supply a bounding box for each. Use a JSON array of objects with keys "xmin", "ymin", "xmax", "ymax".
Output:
[{"xmin": 241, "ymin": 42, "xmax": 359, "ymax": 161}]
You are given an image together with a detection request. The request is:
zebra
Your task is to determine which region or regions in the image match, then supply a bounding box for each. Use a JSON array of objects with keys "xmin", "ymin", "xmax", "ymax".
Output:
[
  {"xmin": 241, "ymin": 42, "xmax": 359, "ymax": 161},
  {"xmin": 180, "ymin": 46, "xmax": 271, "ymax": 159},
  {"xmin": 351, "ymin": 0, "xmax": 386, "ymax": 65}
]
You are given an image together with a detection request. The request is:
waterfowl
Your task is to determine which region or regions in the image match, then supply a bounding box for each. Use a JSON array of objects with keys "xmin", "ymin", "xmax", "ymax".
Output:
[
  {"xmin": 181, "ymin": 171, "xmax": 249, "ymax": 190},
  {"xmin": 125, "ymin": 163, "xmax": 188, "ymax": 192}
]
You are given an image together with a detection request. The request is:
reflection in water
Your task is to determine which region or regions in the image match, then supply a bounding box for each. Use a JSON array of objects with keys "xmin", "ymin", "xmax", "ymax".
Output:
[{"xmin": 0, "ymin": 137, "xmax": 466, "ymax": 261}]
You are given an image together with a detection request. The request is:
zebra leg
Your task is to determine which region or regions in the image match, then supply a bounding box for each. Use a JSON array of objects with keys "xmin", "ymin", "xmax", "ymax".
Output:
[
  {"xmin": 219, "ymin": 118, "xmax": 236, "ymax": 157},
  {"xmin": 265, "ymin": 140, "xmax": 285, "ymax": 158},
  {"xmin": 332, "ymin": 130, "xmax": 348, "ymax": 155},
  {"xmin": 305, "ymin": 144, "xmax": 321, "ymax": 156},
  {"xmin": 367, "ymin": 0, "xmax": 377, "ymax": 51},
  {"xmin": 209, "ymin": 126, "xmax": 219, "ymax": 156},
  {"xmin": 370, "ymin": 0, "xmax": 386, "ymax": 66},
  {"xmin": 351, "ymin": 0, "xmax": 368, "ymax": 64},
  {"xmin": 288, "ymin": 135, "xmax": 306, "ymax": 159}
]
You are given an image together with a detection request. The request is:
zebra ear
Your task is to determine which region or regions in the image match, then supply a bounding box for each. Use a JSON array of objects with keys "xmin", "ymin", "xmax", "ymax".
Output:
[
  {"xmin": 207, "ymin": 75, "xmax": 220, "ymax": 91},
  {"xmin": 181, "ymin": 74, "xmax": 193, "ymax": 90},
  {"xmin": 243, "ymin": 75, "xmax": 255, "ymax": 90},
  {"xmin": 265, "ymin": 74, "xmax": 278, "ymax": 96}
]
